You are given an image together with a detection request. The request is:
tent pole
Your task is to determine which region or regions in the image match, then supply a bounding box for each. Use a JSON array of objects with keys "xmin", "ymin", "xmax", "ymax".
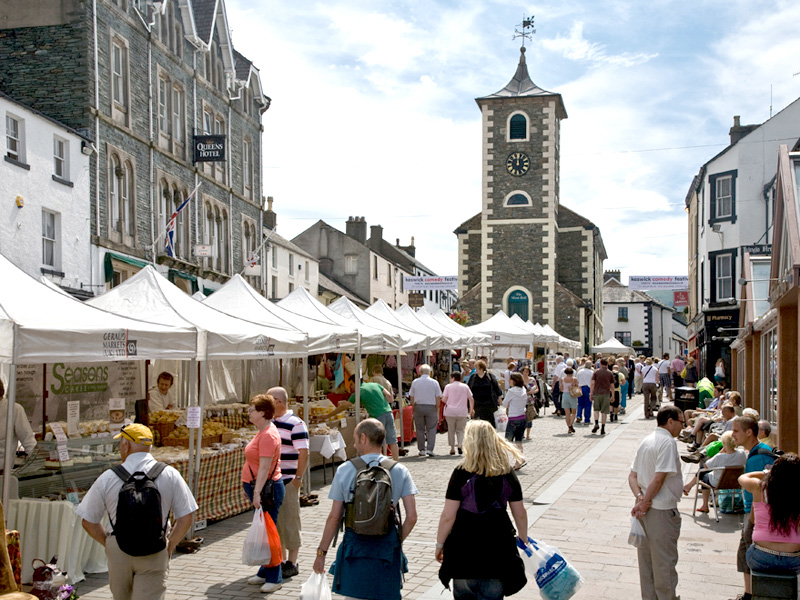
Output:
[
  {"xmin": 396, "ymin": 350, "xmax": 403, "ymax": 453},
  {"xmin": 195, "ymin": 361, "xmax": 206, "ymax": 486},
  {"xmin": 302, "ymin": 353, "xmax": 309, "ymax": 496},
  {"xmin": 3, "ymin": 365, "xmax": 18, "ymax": 510},
  {"xmin": 355, "ymin": 337, "xmax": 362, "ymax": 424},
  {"xmin": 186, "ymin": 359, "xmax": 197, "ymax": 500}
]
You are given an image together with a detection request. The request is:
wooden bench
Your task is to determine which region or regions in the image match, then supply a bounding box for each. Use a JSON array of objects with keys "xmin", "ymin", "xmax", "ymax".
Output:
[{"xmin": 752, "ymin": 569, "xmax": 798, "ymax": 600}]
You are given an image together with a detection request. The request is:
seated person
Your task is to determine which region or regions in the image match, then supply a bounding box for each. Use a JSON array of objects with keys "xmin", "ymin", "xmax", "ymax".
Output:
[
  {"xmin": 682, "ymin": 431, "xmax": 746, "ymax": 512},
  {"xmin": 682, "ymin": 404, "xmax": 737, "ymax": 460},
  {"xmin": 728, "ymin": 391, "xmax": 744, "ymax": 416},
  {"xmin": 683, "ymin": 386, "xmax": 725, "ymax": 426},
  {"xmin": 758, "ymin": 420, "xmax": 773, "ymax": 448},
  {"xmin": 739, "ymin": 454, "xmax": 800, "ymax": 574}
]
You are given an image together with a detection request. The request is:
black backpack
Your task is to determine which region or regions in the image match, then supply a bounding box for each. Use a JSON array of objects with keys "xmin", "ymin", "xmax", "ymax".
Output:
[
  {"xmin": 343, "ymin": 457, "xmax": 398, "ymax": 537},
  {"xmin": 110, "ymin": 462, "xmax": 168, "ymax": 556}
]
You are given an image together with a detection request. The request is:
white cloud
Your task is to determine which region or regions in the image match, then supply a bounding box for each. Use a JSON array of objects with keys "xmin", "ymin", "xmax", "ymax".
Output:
[{"xmin": 541, "ymin": 22, "xmax": 657, "ymax": 67}]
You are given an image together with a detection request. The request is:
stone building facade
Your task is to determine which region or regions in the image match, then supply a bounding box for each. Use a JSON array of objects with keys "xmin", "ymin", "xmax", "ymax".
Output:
[
  {"xmin": 0, "ymin": 0, "xmax": 269, "ymax": 296},
  {"xmin": 455, "ymin": 47, "xmax": 606, "ymax": 349}
]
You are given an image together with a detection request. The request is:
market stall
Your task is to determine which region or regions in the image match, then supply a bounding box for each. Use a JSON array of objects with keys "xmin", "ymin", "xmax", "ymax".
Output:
[{"xmin": 0, "ymin": 253, "xmax": 200, "ymax": 582}]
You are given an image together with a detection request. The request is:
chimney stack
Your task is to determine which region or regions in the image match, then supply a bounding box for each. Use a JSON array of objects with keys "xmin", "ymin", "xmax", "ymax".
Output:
[
  {"xmin": 603, "ymin": 269, "xmax": 621, "ymax": 284},
  {"xmin": 345, "ymin": 216, "xmax": 367, "ymax": 243},
  {"xmin": 263, "ymin": 196, "xmax": 276, "ymax": 229},
  {"xmin": 370, "ymin": 224, "xmax": 383, "ymax": 242},
  {"xmin": 729, "ymin": 115, "xmax": 758, "ymax": 145}
]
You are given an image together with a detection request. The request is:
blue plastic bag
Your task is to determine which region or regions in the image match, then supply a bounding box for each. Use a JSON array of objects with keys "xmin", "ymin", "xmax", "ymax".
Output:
[{"xmin": 517, "ymin": 537, "xmax": 583, "ymax": 600}]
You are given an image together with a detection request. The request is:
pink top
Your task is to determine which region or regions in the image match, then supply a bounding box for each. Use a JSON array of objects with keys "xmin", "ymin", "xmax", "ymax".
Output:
[
  {"xmin": 241, "ymin": 424, "xmax": 282, "ymax": 483},
  {"xmin": 442, "ymin": 382, "xmax": 473, "ymax": 418},
  {"xmin": 752, "ymin": 501, "xmax": 800, "ymax": 544}
]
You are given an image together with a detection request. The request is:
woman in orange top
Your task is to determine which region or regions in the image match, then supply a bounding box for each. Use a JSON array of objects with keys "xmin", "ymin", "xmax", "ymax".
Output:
[{"xmin": 241, "ymin": 393, "xmax": 284, "ymax": 592}]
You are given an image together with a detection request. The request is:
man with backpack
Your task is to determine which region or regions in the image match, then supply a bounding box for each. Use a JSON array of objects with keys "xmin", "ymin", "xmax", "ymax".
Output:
[
  {"xmin": 77, "ymin": 423, "xmax": 198, "ymax": 600},
  {"xmin": 313, "ymin": 418, "xmax": 418, "ymax": 600}
]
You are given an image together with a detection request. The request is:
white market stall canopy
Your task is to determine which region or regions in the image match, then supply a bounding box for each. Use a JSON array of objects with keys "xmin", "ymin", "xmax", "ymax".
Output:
[
  {"xmin": 540, "ymin": 323, "xmax": 581, "ymax": 351},
  {"xmin": 87, "ymin": 266, "xmax": 308, "ymax": 359},
  {"xmin": 508, "ymin": 314, "xmax": 554, "ymax": 344},
  {"xmin": 395, "ymin": 305, "xmax": 461, "ymax": 349},
  {"xmin": 591, "ymin": 338, "xmax": 635, "ymax": 355},
  {"xmin": 203, "ymin": 275, "xmax": 359, "ymax": 355},
  {"xmin": 0, "ymin": 253, "xmax": 197, "ymax": 363},
  {"xmin": 280, "ymin": 288, "xmax": 411, "ymax": 354},
  {"xmin": 366, "ymin": 299, "xmax": 447, "ymax": 350},
  {"xmin": 416, "ymin": 306, "xmax": 489, "ymax": 347},
  {"xmin": 325, "ymin": 296, "xmax": 426, "ymax": 352},
  {"xmin": 466, "ymin": 310, "xmax": 535, "ymax": 346}
]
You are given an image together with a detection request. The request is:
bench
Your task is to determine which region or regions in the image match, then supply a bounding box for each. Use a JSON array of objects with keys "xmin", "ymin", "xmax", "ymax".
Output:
[{"xmin": 752, "ymin": 569, "xmax": 798, "ymax": 600}]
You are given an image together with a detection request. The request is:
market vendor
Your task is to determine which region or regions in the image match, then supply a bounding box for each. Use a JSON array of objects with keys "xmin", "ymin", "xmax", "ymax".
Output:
[
  {"xmin": 0, "ymin": 379, "xmax": 36, "ymax": 470},
  {"xmin": 148, "ymin": 371, "xmax": 176, "ymax": 412},
  {"xmin": 327, "ymin": 376, "xmax": 401, "ymax": 461}
]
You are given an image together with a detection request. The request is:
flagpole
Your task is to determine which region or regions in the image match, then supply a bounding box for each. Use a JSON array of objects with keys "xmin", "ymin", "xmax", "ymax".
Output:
[{"xmin": 239, "ymin": 226, "xmax": 276, "ymax": 276}]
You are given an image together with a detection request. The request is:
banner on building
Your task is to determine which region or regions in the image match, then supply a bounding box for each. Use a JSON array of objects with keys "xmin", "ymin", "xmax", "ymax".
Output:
[
  {"xmin": 629, "ymin": 275, "xmax": 689, "ymax": 290},
  {"xmin": 403, "ymin": 275, "xmax": 458, "ymax": 290},
  {"xmin": 193, "ymin": 135, "xmax": 226, "ymax": 163},
  {"xmin": 673, "ymin": 291, "xmax": 689, "ymax": 307}
]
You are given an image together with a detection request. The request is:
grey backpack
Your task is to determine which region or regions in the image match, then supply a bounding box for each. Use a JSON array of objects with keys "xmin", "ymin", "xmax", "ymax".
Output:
[{"xmin": 343, "ymin": 457, "xmax": 398, "ymax": 536}]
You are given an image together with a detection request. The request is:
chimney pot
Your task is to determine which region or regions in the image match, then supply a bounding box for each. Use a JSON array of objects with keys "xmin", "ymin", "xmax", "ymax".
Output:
[{"xmin": 733, "ymin": 115, "xmax": 740, "ymax": 127}]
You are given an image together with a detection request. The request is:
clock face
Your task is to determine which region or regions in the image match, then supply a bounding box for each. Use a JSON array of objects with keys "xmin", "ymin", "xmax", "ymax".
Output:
[{"xmin": 506, "ymin": 152, "xmax": 530, "ymax": 176}]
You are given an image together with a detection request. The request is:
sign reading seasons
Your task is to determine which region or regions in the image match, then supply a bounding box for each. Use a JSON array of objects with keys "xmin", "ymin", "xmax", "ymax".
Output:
[
  {"xmin": 192, "ymin": 135, "xmax": 226, "ymax": 163},
  {"xmin": 403, "ymin": 275, "xmax": 458, "ymax": 290},
  {"xmin": 628, "ymin": 276, "xmax": 689, "ymax": 291}
]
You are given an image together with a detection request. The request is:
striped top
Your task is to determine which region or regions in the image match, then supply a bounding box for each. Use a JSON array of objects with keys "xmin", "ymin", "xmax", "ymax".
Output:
[{"xmin": 273, "ymin": 410, "xmax": 310, "ymax": 482}]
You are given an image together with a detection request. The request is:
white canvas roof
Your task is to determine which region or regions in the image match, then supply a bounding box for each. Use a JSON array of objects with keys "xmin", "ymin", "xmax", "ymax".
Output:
[
  {"xmin": 508, "ymin": 314, "xmax": 554, "ymax": 344},
  {"xmin": 0, "ymin": 253, "xmax": 197, "ymax": 363},
  {"xmin": 419, "ymin": 306, "xmax": 491, "ymax": 346},
  {"xmin": 365, "ymin": 300, "xmax": 446, "ymax": 350},
  {"xmin": 395, "ymin": 305, "xmax": 460, "ymax": 349},
  {"xmin": 87, "ymin": 266, "xmax": 307, "ymax": 359},
  {"xmin": 279, "ymin": 288, "xmax": 409, "ymax": 354},
  {"xmin": 466, "ymin": 310, "xmax": 534, "ymax": 345},
  {"xmin": 203, "ymin": 275, "xmax": 359, "ymax": 355},
  {"xmin": 325, "ymin": 296, "xmax": 426, "ymax": 352},
  {"xmin": 591, "ymin": 338, "xmax": 634, "ymax": 354}
]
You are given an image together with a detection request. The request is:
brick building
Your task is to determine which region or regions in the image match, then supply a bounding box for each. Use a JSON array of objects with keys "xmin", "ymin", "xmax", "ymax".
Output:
[
  {"xmin": 454, "ymin": 46, "xmax": 606, "ymax": 350},
  {"xmin": 0, "ymin": 0, "xmax": 269, "ymax": 296}
]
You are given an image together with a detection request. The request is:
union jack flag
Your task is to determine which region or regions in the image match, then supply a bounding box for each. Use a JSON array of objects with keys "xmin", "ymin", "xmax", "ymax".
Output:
[{"xmin": 165, "ymin": 184, "xmax": 199, "ymax": 258}]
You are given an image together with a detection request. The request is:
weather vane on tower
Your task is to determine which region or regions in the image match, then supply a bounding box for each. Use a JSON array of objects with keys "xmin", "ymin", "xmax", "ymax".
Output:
[{"xmin": 513, "ymin": 15, "xmax": 535, "ymax": 48}]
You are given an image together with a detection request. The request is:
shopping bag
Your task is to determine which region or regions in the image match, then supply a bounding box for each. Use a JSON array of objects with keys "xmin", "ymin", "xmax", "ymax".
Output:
[
  {"xmin": 264, "ymin": 510, "xmax": 283, "ymax": 568},
  {"xmin": 242, "ymin": 509, "xmax": 270, "ymax": 566},
  {"xmin": 628, "ymin": 517, "xmax": 646, "ymax": 548},
  {"xmin": 494, "ymin": 407, "xmax": 509, "ymax": 433},
  {"xmin": 517, "ymin": 537, "xmax": 584, "ymax": 600},
  {"xmin": 299, "ymin": 572, "xmax": 333, "ymax": 600}
]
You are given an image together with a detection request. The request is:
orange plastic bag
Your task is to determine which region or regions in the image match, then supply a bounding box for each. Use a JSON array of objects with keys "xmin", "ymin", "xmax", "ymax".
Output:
[{"xmin": 264, "ymin": 511, "xmax": 283, "ymax": 568}]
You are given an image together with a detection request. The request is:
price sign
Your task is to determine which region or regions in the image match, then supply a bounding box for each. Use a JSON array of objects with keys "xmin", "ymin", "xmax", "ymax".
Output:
[
  {"xmin": 186, "ymin": 406, "xmax": 202, "ymax": 429},
  {"xmin": 340, "ymin": 419, "xmax": 347, "ymax": 429},
  {"xmin": 57, "ymin": 445, "xmax": 70, "ymax": 462},
  {"xmin": 67, "ymin": 401, "xmax": 80, "ymax": 436},
  {"xmin": 49, "ymin": 422, "xmax": 68, "ymax": 443}
]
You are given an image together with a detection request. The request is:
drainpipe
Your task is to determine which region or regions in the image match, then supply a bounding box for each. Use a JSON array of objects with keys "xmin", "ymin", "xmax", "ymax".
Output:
[{"xmin": 92, "ymin": 0, "xmax": 101, "ymax": 293}]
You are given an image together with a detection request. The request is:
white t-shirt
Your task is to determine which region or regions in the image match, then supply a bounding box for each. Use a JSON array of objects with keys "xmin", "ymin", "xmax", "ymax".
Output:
[
  {"xmin": 576, "ymin": 367, "xmax": 594, "ymax": 387},
  {"xmin": 76, "ymin": 452, "xmax": 198, "ymax": 532},
  {"xmin": 148, "ymin": 387, "xmax": 176, "ymax": 412},
  {"xmin": 634, "ymin": 362, "xmax": 643, "ymax": 375},
  {"xmin": 503, "ymin": 386, "xmax": 528, "ymax": 419},
  {"xmin": 553, "ymin": 361, "xmax": 566, "ymax": 381},
  {"xmin": 630, "ymin": 427, "xmax": 682, "ymax": 510},
  {"xmin": 641, "ymin": 364, "xmax": 658, "ymax": 384},
  {"xmin": 705, "ymin": 449, "xmax": 747, "ymax": 487},
  {"xmin": 408, "ymin": 375, "xmax": 442, "ymax": 406},
  {"xmin": 658, "ymin": 360, "xmax": 671, "ymax": 375}
]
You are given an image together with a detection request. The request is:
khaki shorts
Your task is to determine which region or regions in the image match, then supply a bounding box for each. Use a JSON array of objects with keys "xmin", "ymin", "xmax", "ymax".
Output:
[
  {"xmin": 592, "ymin": 394, "xmax": 611, "ymax": 414},
  {"xmin": 276, "ymin": 479, "xmax": 302, "ymax": 552}
]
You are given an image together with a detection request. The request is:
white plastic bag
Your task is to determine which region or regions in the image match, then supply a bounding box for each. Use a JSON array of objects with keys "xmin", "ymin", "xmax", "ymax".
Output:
[
  {"xmin": 517, "ymin": 537, "xmax": 584, "ymax": 600},
  {"xmin": 242, "ymin": 508, "xmax": 271, "ymax": 566},
  {"xmin": 494, "ymin": 406, "xmax": 509, "ymax": 432},
  {"xmin": 628, "ymin": 517, "xmax": 646, "ymax": 548},
  {"xmin": 299, "ymin": 572, "xmax": 333, "ymax": 600}
]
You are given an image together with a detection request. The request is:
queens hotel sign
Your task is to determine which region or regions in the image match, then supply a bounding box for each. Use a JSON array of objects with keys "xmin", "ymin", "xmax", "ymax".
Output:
[{"xmin": 193, "ymin": 135, "xmax": 226, "ymax": 163}]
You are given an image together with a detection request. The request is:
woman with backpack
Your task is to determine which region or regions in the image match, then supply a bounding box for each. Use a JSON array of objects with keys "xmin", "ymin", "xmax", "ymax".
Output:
[
  {"xmin": 435, "ymin": 420, "xmax": 528, "ymax": 600},
  {"xmin": 241, "ymin": 393, "xmax": 284, "ymax": 593},
  {"xmin": 468, "ymin": 360, "xmax": 503, "ymax": 425}
]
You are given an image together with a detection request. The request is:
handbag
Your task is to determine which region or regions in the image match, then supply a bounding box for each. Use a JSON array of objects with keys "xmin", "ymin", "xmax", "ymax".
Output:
[
  {"xmin": 250, "ymin": 459, "xmax": 278, "ymax": 510},
  {"xmin": 437, "ymin": 419, "xmax": 448, "ymax": 434},
  {"xmin": 568, "ymin": 381, "xmax": 582, "ymax": 399}
]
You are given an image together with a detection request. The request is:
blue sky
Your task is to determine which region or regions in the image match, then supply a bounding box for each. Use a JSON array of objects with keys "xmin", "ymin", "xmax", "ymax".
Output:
[{"xmin": 226, "ymin": 0, "xmax": 800, "ymax": 281}]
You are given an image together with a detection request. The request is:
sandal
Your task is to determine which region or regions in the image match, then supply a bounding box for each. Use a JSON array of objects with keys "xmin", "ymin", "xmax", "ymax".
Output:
[{"xmin": 696, "ymin": 507, "xmax": 709, "ymax": 513}]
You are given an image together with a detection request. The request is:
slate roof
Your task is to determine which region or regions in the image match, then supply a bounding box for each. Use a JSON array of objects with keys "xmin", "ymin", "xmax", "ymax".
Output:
[
  {"xmin": 233, "ymin": 49, "xmax": 251, "ymax": 82},
  {"xmin": 318, "ymin": 273, "xmax": 369, "ymax": 308},
  {"xmin": 193, "ymin": 0, "xmax": 217, "ymax": 44},
  {"xmin": 477, "ymin": 47, "xmax": 567, "ymax": 119},
  {"xmin": 454, "ymin": 212, "xmax": 481, "ymax": 234},
  {"xmin": 603, "ymin": 279, "xmax": 673, "ymax": 311}
]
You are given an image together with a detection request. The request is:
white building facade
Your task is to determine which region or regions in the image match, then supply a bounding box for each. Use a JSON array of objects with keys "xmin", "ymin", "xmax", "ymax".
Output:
[{"xmin": 1, "ymin": 93, "xmax": 91, "ymax": 294}]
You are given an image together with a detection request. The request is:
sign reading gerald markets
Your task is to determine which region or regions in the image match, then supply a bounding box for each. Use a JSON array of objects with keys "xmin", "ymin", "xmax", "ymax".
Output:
[
  {"xmin": 628, "ymin": 275, "xmax": 689, "ymax": 291},
  {"xmin": 193, "ymin": 134, "xmax": 226, "ymax": 163}
]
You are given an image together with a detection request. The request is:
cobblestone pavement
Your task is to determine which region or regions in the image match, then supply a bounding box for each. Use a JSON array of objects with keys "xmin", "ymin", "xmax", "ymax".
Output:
[{"xmin": 74, "ymin": 393, "xmax": 745, "ymax": 600}]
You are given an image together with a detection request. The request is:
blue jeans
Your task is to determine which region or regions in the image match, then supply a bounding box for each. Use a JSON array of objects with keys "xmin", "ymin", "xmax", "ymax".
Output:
[
  {"xmin": 453, "ymin": 578, "xmax": 504, "ymax": 600},
  {"xmin": 620, "ymin": 385, "xmax": 628, "ymax": 408},
  {"xmin": 746, "ymin": 544, "xmax": 800, "ymax": 573},
  {"xmin": 577, "ymin": 386, "xmax": 592, "ymax": 422},
  {"xmin": 505, "ymin": 417, "xmax": 526, "ymax": 442},
  {"xmin": 243, "ymin": 479, "xmax": 285, "ymax": 582}
]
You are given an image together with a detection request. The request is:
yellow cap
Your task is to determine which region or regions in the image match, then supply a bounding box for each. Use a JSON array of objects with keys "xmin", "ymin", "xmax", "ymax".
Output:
[{"xmin": 114, "ymin": 423, "xmax": 154, "ymax": 445}]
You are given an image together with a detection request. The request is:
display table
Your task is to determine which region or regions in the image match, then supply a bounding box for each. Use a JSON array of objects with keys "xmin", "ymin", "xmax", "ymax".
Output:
[
  {"xmin": 309, "ymin": 433, "xmax": 347, "ymax": 484},
  {"xmin": 168, "ymin": 447, "xmax": 250, "ymax": 522},
  {"xmin": 6, "ymin": 499, "xmax": 106, "ymax": 584}
]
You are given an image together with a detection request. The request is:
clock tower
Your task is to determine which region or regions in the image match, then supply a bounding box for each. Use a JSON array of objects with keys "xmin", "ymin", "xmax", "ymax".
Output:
[{"xmin": 473, "ymin": 40, "xmax": 567, "ymax": 325}]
